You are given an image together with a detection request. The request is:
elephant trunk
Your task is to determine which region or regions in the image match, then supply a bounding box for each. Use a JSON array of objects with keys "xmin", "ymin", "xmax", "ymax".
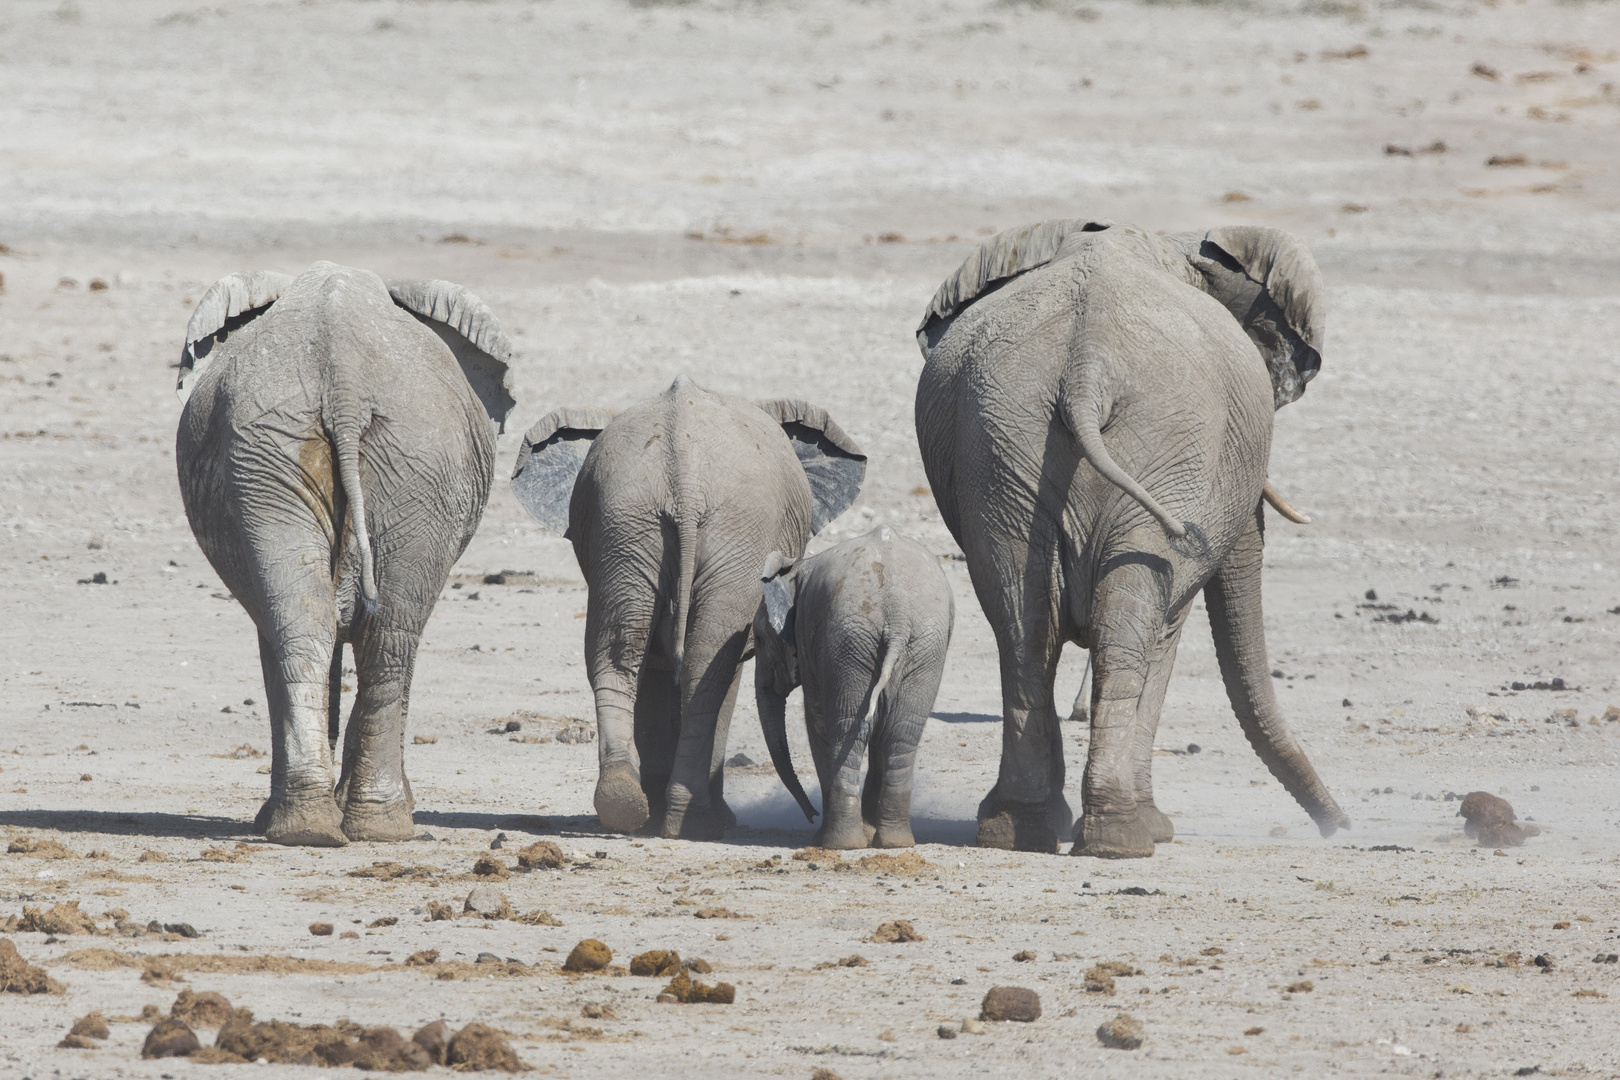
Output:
[
  {"xmin": 1204, "ymin": 514, "xmax": 1350, "ymax": 837},
  {"xmin": 757, "ymin": 686, "xmax": 817, "ymax": 823}
]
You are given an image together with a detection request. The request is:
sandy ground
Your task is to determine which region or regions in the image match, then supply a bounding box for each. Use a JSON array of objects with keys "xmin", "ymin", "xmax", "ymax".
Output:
[{"xmin": 3, "ymin": 0, "xmax": 1620, "ymax": 1076}]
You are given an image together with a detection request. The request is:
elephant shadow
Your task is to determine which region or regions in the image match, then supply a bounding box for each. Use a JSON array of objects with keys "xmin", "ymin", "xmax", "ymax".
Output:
[
  {"xmin": 930, "ymin": 711, "xmax": 1000, "ymax": 724},
  {"xmin": 0, "ymin": 809, "xmax": 255, "ymax": 840}
]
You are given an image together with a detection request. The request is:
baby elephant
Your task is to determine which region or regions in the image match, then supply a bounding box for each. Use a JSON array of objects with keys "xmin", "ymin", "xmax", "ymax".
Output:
[{"xmin": 754, "ymin": 528, "xmax": 954, "ymax": 849}]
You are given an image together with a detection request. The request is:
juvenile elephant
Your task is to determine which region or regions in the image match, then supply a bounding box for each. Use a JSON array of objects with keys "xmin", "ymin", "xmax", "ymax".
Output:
[
  {"xmin": 510, "ymin": 376, "xmax": 865, "ymax": 840},
  {"xmin": 915, "ymin": 219, "xmax": 1351, "ymax": 857},
  {"xmin": 753, "ymin": 527, "xmax": 954, "ymax": 850},
  {"xmin": 175, "ymin": 262, "xmax": 515, "ymax": 846}
]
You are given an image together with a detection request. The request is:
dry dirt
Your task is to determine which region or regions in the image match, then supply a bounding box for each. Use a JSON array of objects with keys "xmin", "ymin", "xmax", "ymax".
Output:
[{"xmin": 2, "ymin": 0, "xmax": 1619, "ymax": 1077}]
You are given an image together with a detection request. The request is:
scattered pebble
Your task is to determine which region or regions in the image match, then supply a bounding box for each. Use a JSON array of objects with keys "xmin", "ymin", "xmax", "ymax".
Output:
[{"xmin": 937, "ymin": 1023, "xmax": 957, "ymax": 1039}]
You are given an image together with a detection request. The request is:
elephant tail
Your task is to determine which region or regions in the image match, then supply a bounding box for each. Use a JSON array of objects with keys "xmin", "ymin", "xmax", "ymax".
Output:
[
  {"xmin": 670, "ymin": 512, "xmax": 698, "ymax": 684},
  {"xmin": 863, "ymin": 633, "xmax": 901, "ymax": 730},
  {"xmin": 1062, "ymin": 382, "xmax": 1187, "ymax": 540},
  {"xmin": 332, "ymin": 416, "xmax": 378, "ymax": 609}
]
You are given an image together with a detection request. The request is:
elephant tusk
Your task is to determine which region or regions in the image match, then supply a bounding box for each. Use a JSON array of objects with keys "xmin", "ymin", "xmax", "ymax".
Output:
[{"xmin": 1262, "ymin": 482, "xmax": 1312, "ymax": 525}]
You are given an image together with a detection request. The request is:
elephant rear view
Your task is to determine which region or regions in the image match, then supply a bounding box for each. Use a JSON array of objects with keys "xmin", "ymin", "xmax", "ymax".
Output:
[
  {"xmin": 510, "ymin": 376, "xmax": 866, "ymax": 840},
  {"xmin": 916, "ymin": 220, "xmax": 1350, "ymax": 856},
  {"xmin": 175, "ymin": 262, "xmax": 515, "ymax": 846},
  {"xmin": 754, "ymin": 527, "xmax": 955, "ymax": 850}
]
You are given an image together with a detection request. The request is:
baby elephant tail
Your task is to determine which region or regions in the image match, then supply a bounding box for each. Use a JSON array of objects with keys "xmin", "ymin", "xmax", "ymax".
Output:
[{"xmin": 863, "ymin": 634, "xmax": 901, "ymax": 730}]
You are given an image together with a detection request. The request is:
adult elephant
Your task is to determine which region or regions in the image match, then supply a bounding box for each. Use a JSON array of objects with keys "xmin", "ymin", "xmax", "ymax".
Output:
[
  {"xmin": 176, "ymin": 262, "xmax": 515, "ymax": 846},
  {"xmin": 915, "ymin": 220, "xmax": 1350, "ymax": 857},
  {"xmin": 510, "ymin": 376, "xmax": 865, "ymax": 840}
]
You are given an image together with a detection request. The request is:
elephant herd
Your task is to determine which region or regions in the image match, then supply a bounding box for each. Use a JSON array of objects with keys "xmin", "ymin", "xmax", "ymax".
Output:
[{"xmin": 173, "ymin": 217, "xmax": 1351, "ymax": 859}]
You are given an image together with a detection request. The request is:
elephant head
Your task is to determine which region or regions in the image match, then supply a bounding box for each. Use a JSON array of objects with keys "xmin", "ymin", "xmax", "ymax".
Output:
[
  {"xmin": 1176, "ymin": 226, "xmax": 1325, "ymax": 411},
  {"xmin": 753, "ymin": 550, "xmax": 818, "ymax": 823},
  {"xmin": 510, "ymin": 394, "xmax": 866, "ymax": 538}
]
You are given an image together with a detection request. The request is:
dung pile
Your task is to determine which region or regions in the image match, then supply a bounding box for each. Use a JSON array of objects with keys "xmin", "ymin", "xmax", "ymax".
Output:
[
  {"xmin": 15, "ymin": 900, "xmax": 100, "ymax": 935},
  {"xmin": 136, "ymin": 1012, "xmax": 527, "ymax": 1070},
  {"xmin": 171, "ymin": 989, "xmax": 238, "ymax": 1027},
  {"xmin": 1459, "ymin": 791, "xmax": 1539, "ymax": 847},
  {"xmin": 563, "ymin": 940, "xmax": 612, "ymax": 973},
  {"xmin": 657, "ymin": 967, "xmax": 735, "ymax": 1005},
  {"xmin": 1097, "ymin": 1012, "xmax": 1144, "ymax": 1049},
  {"xmin": 630, "ymin": 950, "xmax": 683, "ymax": 978},
  {"xmin": 58, "ymin": 1011, "xmax": 109, "ymax": 1049},
  {"xmin": 870, "ymin": 920, "xmax": 924, "ymax": 943},
  {"xmin": 980, "ymin": 986, "xmax": 1041, "ymax": 1022},
  {"xmin": 0, "ymin": 937, "xmax": 63, "ymax": 994}
]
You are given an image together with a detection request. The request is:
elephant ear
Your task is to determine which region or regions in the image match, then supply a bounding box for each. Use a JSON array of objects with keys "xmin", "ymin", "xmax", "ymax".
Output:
[
  {"xmin": 1199, "ymin": 227, "xmax": 1326, "ymax": 356},
  {"xmin": 754, "ymin": 399, "xmax": 868, "ymax": 534},
  {"xmin": 387, "ymin": 279, "xmax": 518, "ymax": 432},
  {"xmin": 510, "ymin": 406, "xmax": 619, "ymax": 536},
  {"xmin": 916, "ymin": 218, "xmax": 1113, "ymax": 351},
  {"xmin": 178, "ymin": 270, "xmax": 293, "ymax": 404},
  {"xmin": 759, "ymin": 551, "xmax": 798, "ymax": 641}
]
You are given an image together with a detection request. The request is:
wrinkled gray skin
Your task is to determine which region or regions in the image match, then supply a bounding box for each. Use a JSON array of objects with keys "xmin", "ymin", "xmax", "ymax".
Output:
[
  {"xmin": 753, "ymin": 527, "xmax": 955, "ymax": 850},
  {"xmin": 915, "ymin": 221, "xmax": 1351, "ymax": 857},
  {"xmin": 510, "ymin": 377, "xmax": 865, "ymax": 840},
  {"xmin": 175, "ymin": 262, "xmax": 514, "ymax": 846}
]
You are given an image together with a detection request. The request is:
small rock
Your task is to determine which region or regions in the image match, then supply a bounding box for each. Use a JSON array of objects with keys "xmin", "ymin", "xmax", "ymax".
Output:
[
  {"xmin": 961, "ymin": 1017, "xmax": 986, "ymax": 1034},
  {"xmin": 308, "ymin": 922, "xmax": 334, "ymax": 936},
  {"xmin": 1096, "ymin": 1012, "xmax": 1144, "ymax": 1050},
  {"xmin": 490, "ymin": 832, "xmax": 507, "ymax": 849},
  {"xmin": 563, "ymin": 939, "xmax": 613, "ymax": 972},
  {"xmin": 980, "ymin": 986, "xmax": 1041, "ymax": 1022},
  {"xmin": 504, "ymin": 720, "xmax": 522, "ymax": 732},
  {"xmin": 937, "ymin": 1023, "xmax": 958, "ymax": 1039},
  {"xmin": 475, "ymin": 952, "xmax": 502, "ymax": 964},
  {"xmin": 463, "ymin": 885, "xmax": 511, "ymax": 919},
  {"xmin": 142, "ymin": 1017, "xmax": 200, "ymax": 1058}
]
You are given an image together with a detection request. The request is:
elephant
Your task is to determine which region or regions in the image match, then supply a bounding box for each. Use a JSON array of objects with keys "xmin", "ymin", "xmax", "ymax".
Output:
[
  {"xmin": 753, "ymin": 527, "xmax": 955, "ymax": 850},
  {"xmin": 509, "ymin": 376, "xmax": 866, "ymax": 840},
  {"xmin": 913, "ymin": 218, "xmax": 1351, "ymax": 857},
  {"xmin": 175, "ymin": 262, "xmax": 515, "ymax": 846}
]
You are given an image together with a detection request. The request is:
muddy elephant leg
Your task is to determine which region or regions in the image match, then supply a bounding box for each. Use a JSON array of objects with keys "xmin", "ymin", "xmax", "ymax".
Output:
[
  {"xmin": 336, "ymin": 621, "xmax": 420, "ymax": 842},
  {"xmin": 815, "ymin": 709, "xmax": 873, "ymax": 850},
  {"xmin": 633, "ymin": 658, "xmax": 679, "ymax": 827},
  {"xmin": 1072, "ymin": 556, "xmax": 1172, "ymax": 860},
  {"xmin": 1128, "ymin": 622, "xmax": 1185, "ymax": 844},
  {"xmin": 977, "ymin": 622, "xmax": 1065, "ymax": 854},
  {"xmin": 256, "ymin": 630, "xmax": 347, "ymax": 847},
  {"xmin": 661, "ymin": 626, "xmax": 749, "ymax": 841},
  {"xmin": 586, "ymin": 594, "xmax": 654, "ymax": 834}
]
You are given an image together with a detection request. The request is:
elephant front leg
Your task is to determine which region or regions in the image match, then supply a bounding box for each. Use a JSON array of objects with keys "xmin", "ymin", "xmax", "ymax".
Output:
[{"xmin": 256, "ymin": 634, "xmax": 346, "ymax": 847}]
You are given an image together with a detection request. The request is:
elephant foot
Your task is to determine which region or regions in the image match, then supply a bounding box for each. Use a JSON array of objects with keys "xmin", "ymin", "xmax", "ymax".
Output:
[
  {"xmin": 341, "ymin": 797, "xmax": 415, "ymax": 843},
  {"xmin": 1047, "ymin": 792, "xmax": 1075, "ymax": 838},
  {"xmin": 1143, "ymin": 804, "xmax": 1175, "ymax": 844},
  {"xmin": 871, "ymin": 823, "xmax": 915, "ymax": 849},
  {"xmin": 1071, "ymin": 813, "xmax": 1155, "ymax": 859},
  {"xmin": 659, "ymin": 806, "xmax": 727, "ymax": 842},
  {"xmin": 976, "ymin": 808, "xmax": 1059, "ymax": 854},
  {"xmin": 595, "ymin": 764, "xmax": 650, "ymax": 834},
  {"xmin": 263, "ymin": 795, "xmax": 348, "ymax": 847}
]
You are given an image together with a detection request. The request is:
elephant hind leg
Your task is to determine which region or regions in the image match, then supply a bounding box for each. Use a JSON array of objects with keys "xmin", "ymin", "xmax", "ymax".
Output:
[
  {"xmin": 1072, "ymin": 555, "xmax": 1173, "ymax": 860},
  {"xmin": 1131, "ymin": 624, "xmax": 1185, "ymax": 844},
  {"xmin": 256, "ymin": 630, "xmax": 347, "ymax": 848},
  {"xmin": 336, "ymin": 619, "xmax": 419, "ymax": 843}
]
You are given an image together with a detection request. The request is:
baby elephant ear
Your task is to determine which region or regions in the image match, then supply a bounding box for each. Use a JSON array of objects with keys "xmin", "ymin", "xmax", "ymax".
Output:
[
  {"xmin": 387, "ymin": 279, "xmax": 518, "ymax": 432},
  {"xmin": 510, "ymin": 407, "xmax": 619, "ymax": 537},
  {"xmin": 178, "ymin": 270, "xmax": 293, "ymax": 404},
  {"xmin": 754, "ymin": 399, "xmax": 868, "ymax": 533},
  {"xmin": 759, "ymin": 552, "xmax": 797, "ymax": 639},
  {"xmin": 1200, "ymin": 227, "xmax": 1326, "ymax": 357}
]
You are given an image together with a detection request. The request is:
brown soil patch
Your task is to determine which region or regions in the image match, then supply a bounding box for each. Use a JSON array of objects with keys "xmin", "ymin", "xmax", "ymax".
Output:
[
  {"xmin": 61, "ymin": 948, "xmax": 378, "ymax": 976},
  {"xmin": 7, "ymin": 836, "xmax": 78, "ymax": 858},
  {"xmin": 514, "ymin": 909, "xmax": 562, "ymax": 926},
  {"xmin": 793, "ymin": 847, "xmax": 841, "ymax": 862},
  {"xmin": 137, "ymin": 850, "xmax": 167, "ymax": 863},
  {"xmin": 1, "ymin": 937, "xmax": 65, "ymax": 994},
  {"xmin": 346, "ymin": 861, "xmax": 440, "ymax": 880},
  {"xmin": 814, "ymin": 954, "xmax": 869, "ymax": 969},
  {"xmin": 854, "ymin": 852, "xmax": 935, "ymax": 875},
  {"xmin": 16, "ymin": 900, "xmax": 100, "ymax": 935},
  {"xmin": 199, "ymin": 843, "xmax": 253, "ymax": 863},
  {"xmin": 694, "ymin": 906, "xmax": 747, "ymax": 919},
  {"xmin": 869, "ymin": 920, "xmax": 924, "ymax": 943}
]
